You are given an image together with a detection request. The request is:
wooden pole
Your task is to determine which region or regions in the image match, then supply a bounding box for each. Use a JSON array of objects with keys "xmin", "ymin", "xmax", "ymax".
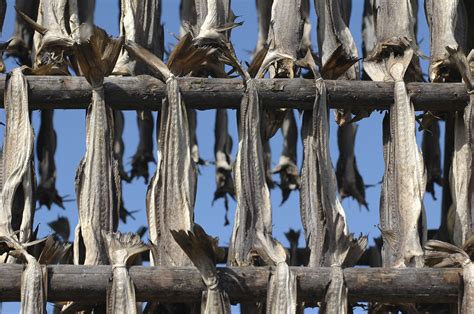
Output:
[
  {"xmin": 0, "ymin": 76, "xmax": 468, "ymax": 111},
  {"xmin": 0, "ymin": 265, "xmax": 461, "ymax": 303}
]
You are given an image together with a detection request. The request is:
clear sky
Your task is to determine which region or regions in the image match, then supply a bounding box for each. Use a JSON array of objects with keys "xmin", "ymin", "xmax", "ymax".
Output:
[{"xmin": 0, "ymin": 0, "xmax": 440, "ymax": 313}]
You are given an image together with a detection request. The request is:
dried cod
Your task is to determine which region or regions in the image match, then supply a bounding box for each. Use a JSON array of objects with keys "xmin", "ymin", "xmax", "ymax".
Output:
[
  {"xmin": 300, "ymin": 75, "xmax": 367, "ymax": 312},
  {"xmin": 103, "ymin": 231, "xmax": 149, "ymax": 314},
  {"xmin": 125, "ymin": 41, "xmax": 196, "ymax": 267},
  {"xmin": 273, "ymin": 110, "xmax": 299, "ymax": 204},
  {"xmin": 73, "ymin": 27, "xmax": 124, "ymax": 265},
  {"xmin": 228, "ymin": 79, "xmax": 273, "ymax": 267},
  {"xmin": 0, "ymin": 235, "xmax": 69, "ymax": 314},
  {"xmin": 213, "ymin": 108, "xmax": 235, "ymax": 226},
  {"xmin": 424, "ymin": 239, "xmax": 474, "ymax": 313},
  {"xmin": 171, "ymin": 225, "xmax": 230, "ymax": 314},
  {"xmin": 114, "ymin": 0, "xmax": 163, "ymax": 184},
  {"xmin": 425, "ymin": 0, "xmax": 467, "ymax": 82},
  {"xmin": 0, "ymin": 68, "xmax": 35, "ymax": 244},
  {"xmin": 48, "ymin": 216, "xmax": 70, "ymax": 242},
  {"xmin": 445, "ymin": 47, "xmax": 474, "ymax": 247},
  {"xmin": 7, "ymin": 0, "xmax": 39, "ymax": 66},
  {"xmin": 336, "ymin": 122, "xmax": 367, "ymax": 209},
  {"xmin": 422, "ymin": 120, "xmax": 443, "ymax": 200},
  {"xmin": 314, "ymin": 0, "xmax": 367, "ymax": 208}
]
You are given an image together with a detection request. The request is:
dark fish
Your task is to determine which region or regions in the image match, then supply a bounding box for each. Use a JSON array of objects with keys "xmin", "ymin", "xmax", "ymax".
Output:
[
  {"xmin": 273, "ymin": 110, "xmax": 299, "ymax": 205},
  {"xmin": 422, "ymin": 121, "xmax": 443, "ymax": 200},
  {"xmin": 48, "ymin": 216, "xmax": 70, "ymax": 242}
]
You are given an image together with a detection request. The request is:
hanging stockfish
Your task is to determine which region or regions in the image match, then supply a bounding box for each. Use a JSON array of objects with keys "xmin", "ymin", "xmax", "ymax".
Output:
[
  {"xmin": 300, "ymin": 75, "xmax": 367, "ymax": 312},
  {"xmin": 7, "ymin": 0, "xmax": 39, "ymax": 66},
  {"xmin": 425, "ymin": 0, "xmax": 467, "ymax": 82},
  {"xmin": 422, "ymin": 120, "xmax": 443, "ymax": 199},
  {"xmin": 213, "ymin": 108, "xmax": 234, "ymax": 226},
  {"xmin": 361, "ymin": 0, "xmax": 375, "ymax": 61},
  {"xmin": 424, "ymin": 238, "xmax": 474, "ymax": 313},
  {"xmin": 228, "ymin": 79, "xmax": 273, "ymax": 267},
  {"xmin": 363, "ymin": 0, "xmax": 426, "ymax": 268},
  {"xmin": 273, "ymin": 110, "xmax": 299, "ymax": 204},
  {"xmin": 227, "ymin": 78, "xmax": 295, "ymax": 312},
  {"xmin": 171, "ymin": 225, "xmax": 230, "ymax": 314},
  {"xmin": 48, "ymin": 216, "xmax": 70, "ymax": 242},
  {"xmin": 31, "ymin": 0, "xmax": 76, "ymax": 210},
  {"xmin": 114, "ymin": 0, "xmax": 163, "ymax": 183},
  {"xmin": 314, "ymin": 0, "xmax": 367, "ymax": 208},
  {"xmin": 254, "ymin": 0, "xmax": 306, "ymax": 201},
  {"xmin": 285, "ymin": 229, "xmax": 301, "ymax": 266},
  {"xmin": 0, "ymin": 235, "xmax": 69, "ymax": 314},
  {"xmin": 0, "ymin": 68, "xmax": 35, "ymax": 244},
  {"xmin": 102, "ymin": 231, "xmax": 149, "ymax": 314},
  {"xmin": 125, "ymin": 42, "xmax": 196, "ymax": 267},
  {"xmin": 442, "ymin": 47, "xmax": 474, "ymax": 247},
  {"xmin": 72, "ymin": 27, "xmax": 124, "ymax": 265},
  {"xmin": 254, "ymin": 233, "xmax": 297, "ymax": 314}
]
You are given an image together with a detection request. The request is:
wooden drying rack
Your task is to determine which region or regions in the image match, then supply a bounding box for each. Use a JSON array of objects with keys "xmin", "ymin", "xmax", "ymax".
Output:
[{"xmin": 0, "ymin": 75, "xmax": 466, "ymax": 304}]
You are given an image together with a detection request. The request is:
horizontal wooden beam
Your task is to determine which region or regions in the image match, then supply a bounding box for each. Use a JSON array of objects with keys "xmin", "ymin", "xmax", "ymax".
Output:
[
  {"xmin": 0, "ymin": 265, "xmax": 461, "ymax": 304},
  {"xmin": 0, "ymin": 76, "xmax": 468, "ymax": 111}
]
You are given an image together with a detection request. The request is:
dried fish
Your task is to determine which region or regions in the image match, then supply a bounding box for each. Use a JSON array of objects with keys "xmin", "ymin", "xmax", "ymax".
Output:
[
  {"xmin": 171, "ymin": 225, "xmax": 230, "ymax": 314},
  {"xmin": 425, "ymin": 0, "xmax": 467, "ymax": 82},
  {"xmin": 7, "ymin": 0, "xmax": 39, "ymax": 66},
  {"xmin": 374, "ymin": 51, "xmax": 426, "ymax": 267},
  {"xmin": 0, "ymin": 68, "xmax": 35, "ymax": 244},
  {"xmin": 73, "ymin": 27, "xmax": 124, "ymax": 265},
  {"xmin": 315, "ymin": 0, "xmax": 359, "ymax": 80},
  {"xmin": 228, "ymin": 79, "xmax": 273, "ymax": 266},
  {"xmin": 424, "ymin": 239, "xmax": 474, "ymax": 313},
  {"xmin": 362, "ymin": 0, "xmax": 376, "ymax": 60},
  {"xmin": 114, "ymin": 0, "xmax": 162, "ymax": 183},
  {"xmin": 213, "ymin": 108, "xmax": 235, "ymax": 225},
  {"xmin": 422, "ymin": 121, "xmax": 443, "ymax": 199},
  {"xmin": 285, "ymin": 229, "xmax": 300, "ymax": 266},
  {"xmin": 254, "ymin": 233, "xmax": 296, "ymax": 314},
  {"xmin": 273, "ymin": 110, "xmax": 299, "ymax": 204},
  {"xmin": 445, "ymin": 47, "xmax": 474, "ymax": 246},
  {"xmin": 255, "ymin": 0, "xmax": 273, "ymax": 55},
  {"xmin": 36, "ymin": 110, "xmax": 64, "ymax": 209},
  {"xmin": 103, "ymin": 231, "xmax": 149, "ymax": 314},
  {"xmin": 0, "ymin": 235, "xmax": 53, "ymax": 314},
  {"xmin": 48, "ymin": 216, "xmax": 70, "ymax": 242},
  {"xmin": 300, "ymin": 76, "xmax": 367, "ymax": 312},
  {"xmin": 125, "ymin": 42, "xmax": 197, "ymax": 266},
  {"xmin": 336, "ymin": 121, "xmax": 368, "ymax": 208}
]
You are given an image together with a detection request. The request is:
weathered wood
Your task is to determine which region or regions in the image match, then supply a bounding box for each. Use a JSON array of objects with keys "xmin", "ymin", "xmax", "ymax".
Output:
[
  {"xmin": 0, "ymin": 265, "xmax": 461, "ymax": 303},
  {"xmin": 0, "ymin": 76, "xmax": 468, "ymax": 111}
]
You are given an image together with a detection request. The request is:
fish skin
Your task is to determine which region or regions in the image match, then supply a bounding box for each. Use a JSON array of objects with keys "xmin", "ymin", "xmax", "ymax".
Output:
[
  {"xmin": 0, "ymin": 68, "xmax": 35, "ymax": 244},
  {"xmin": 171, "ymin": 225, "xmax": 230, "ymax": 314},
  {"xmin": 381, "ymin": 52, "xmax": 426, "ymax": 268},
  {"xmin": 445, "ymin": 49, "xmax": 474, "ymax": 247},
  {"xmin": 300, "ymin": 78, "xmax": 367, "ymax": 313},
  {"xmin": 73, "ymin": 28, "xmax": 124, "ymax": 265},
  {"xmin": 228, "ymin": 79, "xmax": 273, "ymax": 267},
  {"xmin": 255, "ymin": 0, "xmax": 273, "ymax": 55},
  {"xmin": 146, "ymin": 76, "xmax": 196, "ymax": 267}
]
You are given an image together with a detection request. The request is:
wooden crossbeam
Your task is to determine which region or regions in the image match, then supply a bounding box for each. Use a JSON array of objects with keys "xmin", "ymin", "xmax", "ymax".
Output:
[
  {"xmin": 0, "ymin": 265, "xmax": 461, "ymax": 303},
  {"xmin": 0, "ymin": 76, "xmax": 468, "ymax": 111}
]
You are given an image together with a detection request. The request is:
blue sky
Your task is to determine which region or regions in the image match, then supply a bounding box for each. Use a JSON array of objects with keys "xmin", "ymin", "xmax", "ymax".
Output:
[{"xmin": 0, "ymin": 0, "xmax": 440, "ymax": 313}]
